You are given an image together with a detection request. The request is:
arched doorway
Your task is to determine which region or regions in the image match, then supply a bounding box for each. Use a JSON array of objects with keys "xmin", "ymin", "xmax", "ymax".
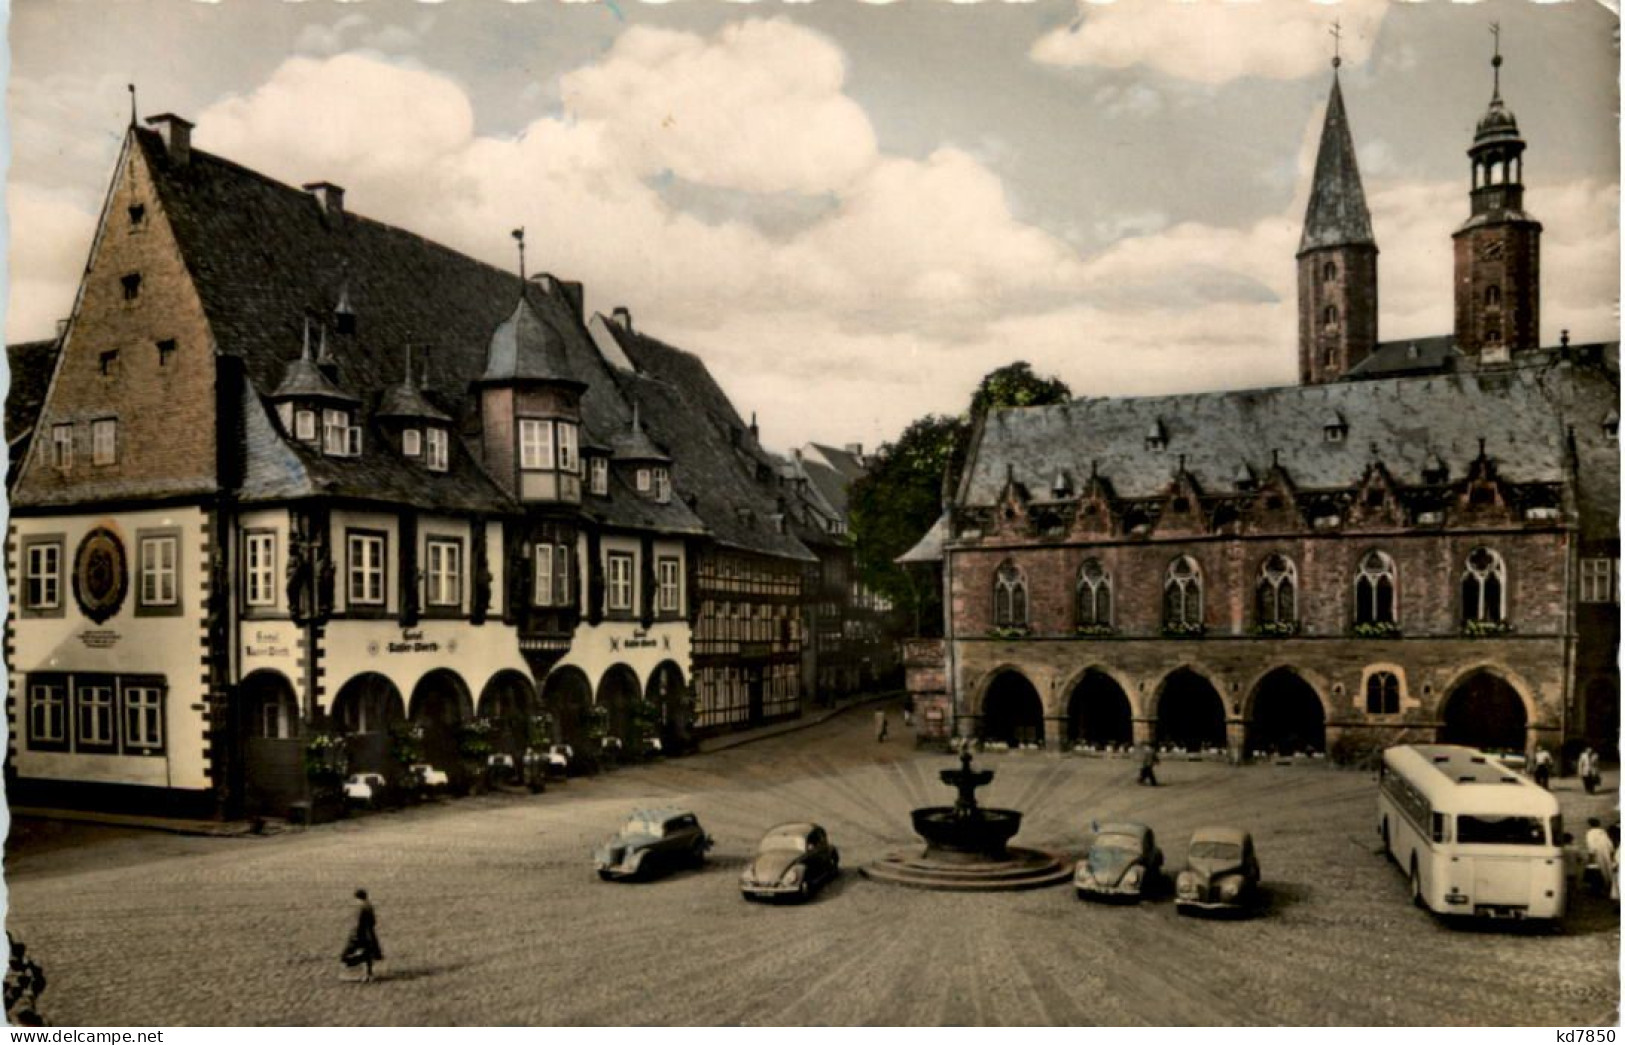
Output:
[
  {"xmin": 541, "ymin": 666, "xmax": 592, "ymax": 751},
  {"xmin": 240, "ymin": 670, "xmax": 303, "ymax": 816},
  {"xmin": 409, "ymin": 669, "xmax": 473, "ymax": 782},
  {"xmin": 1066, "ymin": 670, "xmax": 1133, "ymax": 749},
  {"xmin": 645, "ymin": 661, "xmax": 688, "ymax": 752},
  {"xmin": 330, "ymin": 673, "xmax": 405, "ymax": 774},
  {"xmin": 1155, "ymin": 669, "xmax": 1227, "ymax": 752},
  {"xmin": 1439, "ymin": 671, "xmax": 1528, "ymax": 753},
  {"xmin": 980, "ymin": 670, "xmax": 1044, "ymax": 747},
  {"xmin": 596, "ymin": 665, "xmax": 642, "ymax": 755},
  {"xmin": 1248, "ymin": 669, "xmax": 1326, "ymax": 756},
  {"xmin": 478, "ymin": 670, "xmax": 538, "ymax": 758},
  {"xmin": 1584, "ymin": 678, "xmax": 1619, "ymax": 760}
]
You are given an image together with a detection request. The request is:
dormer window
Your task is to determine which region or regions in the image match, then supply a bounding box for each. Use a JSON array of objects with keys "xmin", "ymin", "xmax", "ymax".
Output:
[
  {"xmin": 590, "ymin": 457, "xmax": 608, "ymax": 496},
  {"xmin": 518, "ymin": 419, "xmax": 554, "ymax": 470},
  {"xmin": 294, "ymin": 409, "xmax": 316, "ymax": 442},
  {"xmin": 425, "ymin": 427, "xmax": 449, "ymax": 472},
  {"xmin": 402, "ymin": 429, "xmax": 422, "ymax": 458},
  {"xmin": 323, "ymin": 410, "xmax": 348, "ymax": 455},
  {"xmin": 653, "ymin": 467, "xmax": 671, "ymax": 504},
  {"xmin": 636, "ymin": 468, "xmax": 652, "ymax": 493},
  {"xmin": 1145, "ymin": 420, "xmax": 1166, "ymax": 453},
  {"xmin": 1325, "ymin": 425, "xmax": 1345, "ymax": 443}
]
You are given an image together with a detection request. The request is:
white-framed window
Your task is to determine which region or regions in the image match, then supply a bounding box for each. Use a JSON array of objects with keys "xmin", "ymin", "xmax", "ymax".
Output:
[
  {"xmin": 123, "ymin": 683, "xmax": 164, "ymax": 751},
  {"xmin": 91, "ymin": 418, "xmax": 117, "ymax": 466},
  {"xmin": 590, "ymin": 457, "xmax": 608, "ymax": 496},
  {"xmin": 425, "ymin": 427, "xmax": 449, "ymax": 472},
  {"xmin": 139, "ymin": 535, "xmax": 179, "ymax": 607},
  {"xmin": 533, "ymin": 541, "xmax": 572, "ymax": 607},
  {"xmin": 636, "ymin": 468, "xmax": 652, "ymax": 492},
  {"xmin": 653, "ymin": 467, "xmax": 671, "ymax": 504},
  {"xmin": 28, "ymin": 680, "xmax": 66, "ymax": 745},
  {"xmin": 1461, "ymin": 547, "xmax": 1507, "ymax": 623},
  {"xmin": 519, "ymin": 419, "xmax": 554, "ymax": 470},
  {"xmin": 1580, "ymin": 558, "xmax": 1618, "ymax": 604},
  {"xmin": 295, "ymin": 409, "xmax": 317, "ymax": 442},
  {"xmin": 658, "ymin": 557, "xmax": 681, "ymax": 614},
  {"xmin": 426, "ymin": 539, "xmax": 462, "ymax": 608},
  {"xmin": 347, "ymin": 532, "xmax": 386, "ymax": 606},
  {"xmin": 24, "ymin": 540, "xmax": 62, "ymax": 612},
  {"xmin": 76, "ymin": 680, "xmax": 116, "ymax": 749},
  {"xmin": 50, "ymin": 424, "xmax": 73, "ymax": 470},
  {"xmin": 402, "ymin": 428, "xmax": 422, "ymax": 457},
  {"xmin": 245, "ymin": 532, "xmax": 276, "ymax": 608},
  {"xmin": 557, "ymin": 422, "xmax": 579, "ymax": 474},
  {"xmin": 323, "ymin": 409, "xmax": 349, "ymax": 456},
  {"xmin": 608, "ymin": 552, "xmax": 634, "ymax": 612}
]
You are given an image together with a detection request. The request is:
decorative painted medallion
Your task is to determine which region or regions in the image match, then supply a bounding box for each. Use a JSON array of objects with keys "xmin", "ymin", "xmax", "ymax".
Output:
[{"xmin": 73, "ymin": 527, "xmax": 128, "ymax": 624}]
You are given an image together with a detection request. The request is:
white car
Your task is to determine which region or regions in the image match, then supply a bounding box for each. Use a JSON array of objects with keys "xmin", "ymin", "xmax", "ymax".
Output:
[
  {"xmin": 410, "ymin": 763, "xmax": 450, "ymax": 789},
  {"xmin": 343, "ymin": 772, "xmax": 388, "ymax": 806}
]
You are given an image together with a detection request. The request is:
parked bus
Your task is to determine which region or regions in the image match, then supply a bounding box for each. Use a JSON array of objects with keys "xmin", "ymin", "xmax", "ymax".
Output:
[{"xmin": 1378, "ymin": 743, "xmax": 1566, "ymax": 922}]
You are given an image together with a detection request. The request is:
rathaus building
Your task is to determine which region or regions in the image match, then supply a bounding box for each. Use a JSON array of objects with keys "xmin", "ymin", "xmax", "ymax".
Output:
[{"xmin": 911, "ymin": 50, "xmax": 1618, "ymax": 763}]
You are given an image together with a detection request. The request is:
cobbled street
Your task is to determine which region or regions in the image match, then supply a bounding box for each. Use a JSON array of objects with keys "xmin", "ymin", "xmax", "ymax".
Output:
[{"xmin": 6, "ymin": 702, "xmax": 1619, "ymax": 1027}]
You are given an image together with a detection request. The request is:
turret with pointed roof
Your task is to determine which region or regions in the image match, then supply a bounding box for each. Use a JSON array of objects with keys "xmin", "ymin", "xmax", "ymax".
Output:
[{"xmin": 1297, "ymin": 64, "xmax": 1378, "ymax": 386}]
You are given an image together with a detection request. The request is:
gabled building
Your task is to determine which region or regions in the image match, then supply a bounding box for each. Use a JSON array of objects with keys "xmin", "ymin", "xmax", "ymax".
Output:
[
  {"xmin": 6, "ymin": 113, "xmax": 817, "ymax": 819},
  {"xmin": 916, "ymin": 49, "xmax": 1619, "ymax": 763}
]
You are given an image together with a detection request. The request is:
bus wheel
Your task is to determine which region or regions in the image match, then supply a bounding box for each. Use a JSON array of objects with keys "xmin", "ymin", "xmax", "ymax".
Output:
[{"xmin": 1409, "ymin": 858, "xmax": 1425, "ymax": 910}]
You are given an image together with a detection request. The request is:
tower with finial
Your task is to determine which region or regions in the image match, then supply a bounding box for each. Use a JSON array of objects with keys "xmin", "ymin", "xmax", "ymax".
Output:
[
  {"xmin": 1453, "ymin": 23, "xmax": 1542, "ymax": 363},
  {"xmin": 1296, "ymin": 19, "xmax": 1378, "ymax": 385}
]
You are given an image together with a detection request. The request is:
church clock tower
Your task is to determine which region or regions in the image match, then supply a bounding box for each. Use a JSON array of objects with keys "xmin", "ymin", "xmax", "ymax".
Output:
[{"xmin": 1453, "ymin": 30, "xmax": 1541, "ymax": 363}]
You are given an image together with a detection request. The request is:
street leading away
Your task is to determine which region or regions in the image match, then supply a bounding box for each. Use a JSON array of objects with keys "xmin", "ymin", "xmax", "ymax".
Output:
[{"xmin": 6, "ymin": 702, "xmax": 1618, "ymax": 1026}]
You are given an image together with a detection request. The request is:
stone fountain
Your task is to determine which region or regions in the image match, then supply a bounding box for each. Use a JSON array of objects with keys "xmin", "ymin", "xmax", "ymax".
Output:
[{"xmin": 863, "ymin": 743, "xmax": 1071, "ymax": 890}]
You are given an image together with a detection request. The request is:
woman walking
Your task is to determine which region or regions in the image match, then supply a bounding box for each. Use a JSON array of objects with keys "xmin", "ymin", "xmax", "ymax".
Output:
[{"xmin": 342, "ymin": 889, "xmax": 384, "ymax": 983}]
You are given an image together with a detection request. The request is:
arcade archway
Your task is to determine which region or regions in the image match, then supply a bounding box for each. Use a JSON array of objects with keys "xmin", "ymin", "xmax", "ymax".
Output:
[
  {"xmin": 645, "ymin": 661, "xmax": 688, "ymax": 751},
  {"xmin": 478, "ymin": 670, "xmax": 538, "ymax": 757},
  {"xmin": 1155, "ymin": 669, "xmax": 1227, "ymax": 752},
  {"xmin": 596, "ymin": 664, "xmax": 642, "ymax": 746},
  {"xmin": 330, "ymin": 673, "xmax": 405, "ymax": 774},
  {"xmin": 541, "ymin": 666, "xmax": 593, "ymax": 749},
  {"xmin": 1248, "ymin": 669, "xmax": 1325, "ymax": 756},
  {"xmin": 409, "ymin": 669, "xmax": 473, "ymax": 779},
  {"xmin": 1439, "ymin": 671, "xmax": 1528, "ymax": 753},
  {"xmin": 1066, "ymin": 669, "xmax": 1133, "ymax": 749},
  {"xmin": 980, "ymin": 670, "xmax": 1044, "ymax": 747},
  {"xmin": 240, "ymin": 670, "xmax": 303, "ymax": 816}
]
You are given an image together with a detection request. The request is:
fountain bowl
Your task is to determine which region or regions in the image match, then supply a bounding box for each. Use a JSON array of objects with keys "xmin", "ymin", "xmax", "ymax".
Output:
[{"xmin": 910, "ymin": 807, "xmax": 1022, "ymax": 862}]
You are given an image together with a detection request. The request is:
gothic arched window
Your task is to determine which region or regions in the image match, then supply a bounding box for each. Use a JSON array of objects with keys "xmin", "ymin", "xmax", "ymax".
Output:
[
  {"xmin": 1365, "ymin": 671, "xmax": 1400, "ymax": 715},
  {"xmin": 1322, "ymin": 261, "xmax": 1337, "ymax": 283},
  {"xmin": 1256, "ymin": 554, "xmax": 1297, "ymax": 627},
  {"xmin": 1163, "ymin": 555, "xmax": 1202, "ymax": 629},
  {"xmin": 993, "ymin": 562, "xmax": 1028, "ymax": 629},
  {"xmin": 1076, "ymin": 559, "xmax": 1112, "ymax": 628},
  {"xmin": 1485, "ymin": 284, "xmax": 1502, "ymax": 309},
  {"xmin": 1354, "ymin": 550, "xmax": 1397, "ymax": 625},
  {"xmin": 1462, "ymin": 546, "xmax": 1506, "ymax": 623},
  {"xmin": 1323, "ymin": 304, "xmax": 1339, "ymax": 329}
]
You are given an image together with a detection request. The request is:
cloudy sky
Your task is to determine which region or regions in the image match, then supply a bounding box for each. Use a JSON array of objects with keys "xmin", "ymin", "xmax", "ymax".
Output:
[{"xmin": 4, "ymin": 0, "xmax": 1618, "ymax": 451}]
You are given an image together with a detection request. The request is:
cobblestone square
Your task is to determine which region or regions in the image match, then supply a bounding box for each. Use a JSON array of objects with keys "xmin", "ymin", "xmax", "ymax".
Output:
[{"xmin": 6, "ymin": 706, "xmax": 1618, "ymax": 1026}]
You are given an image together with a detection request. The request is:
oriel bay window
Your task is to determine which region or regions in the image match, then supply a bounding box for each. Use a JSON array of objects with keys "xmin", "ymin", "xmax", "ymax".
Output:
[
  {"xmin": 532, "ymin": 541, "xmax": 572, "ymax": 607},
  {"xmin": 607, "ymin": 552, "xmax": 635, "ymax": 613},
  {"xmin": 557, "ymin": 423, "xmax": 579, "ymax": 474},
  {"xmin": 347, "ymin": 531, "xmax": 387, "ymax": 608},
  {"xmin": 425, "ymin": 539, "xmax": 463, "ymax": 609}
]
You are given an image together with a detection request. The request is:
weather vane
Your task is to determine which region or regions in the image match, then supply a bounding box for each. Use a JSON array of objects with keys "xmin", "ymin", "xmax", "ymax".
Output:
[
  {"xmin": 1330, "ymin": 19, "xmax": 1342, "ymax": 69},
  {"xmin": 1490, "ymin": 22, "xmax": 1503, "ymax": 98},
  {"xmin": 512, "ymin": 226, "xmax": 526, "ymax": 282}
]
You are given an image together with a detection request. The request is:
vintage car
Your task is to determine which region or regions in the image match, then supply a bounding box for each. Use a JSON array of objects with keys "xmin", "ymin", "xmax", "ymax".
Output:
[
  {"xmin": 1075, "ymin": 821, "xmax": 1162, "ymax": 902},
  {"xmin": 594, "ymin": 809, "xmax": 712, "ymax": 881},
  {"xmin": 1175, "ymin": 827, "xmax": 1261, "ymax": 914},
  {"xmin": 342, "ymin": 772, "xmax": 389, "ymax": 808},
  {"xmin": 740, "ymin": 823, "xmax": 840, "ymax": 901}
]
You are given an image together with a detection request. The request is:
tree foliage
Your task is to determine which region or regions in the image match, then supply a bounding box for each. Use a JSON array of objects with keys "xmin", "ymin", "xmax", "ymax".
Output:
[{"xmin": 848, "ymin": 361, "xmax": 1070, "ymax": 636}]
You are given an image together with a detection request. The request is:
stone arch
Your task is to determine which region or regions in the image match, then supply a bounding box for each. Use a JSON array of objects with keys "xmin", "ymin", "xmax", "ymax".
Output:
[
  {"xmin": 1056, "ymin": 663, "xmax": 1142, "ymax": 720},
  {"xmin": 1239, "ymin": 663, "xmax": 1333, "ymax": 723},
  {"xmin": 241, "ymin": 669, "xmax": 300, "ymax": 740},
  {"xmin": 1065, "ymin": 668, "xmax": 1134, "ymax": 749},
  {"xmin": 477, "ymin": 669, "xmax": 538, "ymax": 756},
  {"xmin": 1438, "ymin": 666, "xmax": 1534, "ymax": 753},
  {"xmin": 978, "ymin": 668, "xmax": 1045, "ymax": 747},
  {"xmin": 1245, "ymin": 667, "xmax": 1327, "ymax": 756},
  {"xmin": 1152, "ymin": 667, "xmax": 1227, "ymax": 752},
  {"xmin": 541, "ymin": 666, "xmax": 593, "ymax": 749},
  {"xmin": 330, "ymin": 672, "xmax": 405, "ymax": 775},
  {"xmin": 645, "ymin": 660, "xmax": 689, "ymax": 749},
  {"xmin": 409, "ymin": 669, "xmax": 473, "ymax": 776},
  {"xmin": 1435, "ymin": 662, "xmax": 1540, "ymax": 727},
  {"xmin": 596, "ymin": 664, "xmax": 643, "ymax": 744},
  {"xmin": 240, "ymin": 670, "xmax": 304, "ymax": 817}
]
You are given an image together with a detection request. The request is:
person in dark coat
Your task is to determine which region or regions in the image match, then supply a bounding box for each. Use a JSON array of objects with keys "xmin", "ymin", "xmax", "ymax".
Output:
[
  {"xmin": 1137, "ymin": 743, "xmax": 1159, "ymax": 787},
  {"xmin": 342, "ymin": 889, "xmax": 383, "ymax": 982}
]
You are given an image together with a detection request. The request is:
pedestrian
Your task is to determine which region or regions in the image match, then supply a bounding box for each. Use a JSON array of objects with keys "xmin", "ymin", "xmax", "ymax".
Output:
[
  {"xmin": 1578, "ymin": 745, "xmax": 1603, "ymax": 795},
  {"xmin": 1585, "ymin": 818, "xmax": 1618, "ymax": 901},
  {"xmin": 1137, "ymin": 743, "xmax": 1159, "ymax": 787},
  {"xmin": 341, "ymin": 889, "xmax": 384, "ymax": 983},
  {"xmin": 4, "ymin": 935, "xmax": 46, "ymax": 1026},
  {"xmin": 1533, "ymin": 746, "xmax": 1554, "ymax": 789},
  {"xmin": 874, "ymin": 709, "xmax": 888, "ymax": 743}
]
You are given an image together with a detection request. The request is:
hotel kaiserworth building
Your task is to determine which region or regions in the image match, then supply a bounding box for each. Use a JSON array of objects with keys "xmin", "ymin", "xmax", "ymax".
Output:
[
  {"xmin": 915, "ymin": 54, "xmax": 1619, "ymax": 763},
  {"xmin": 5, "ymin": 114, "xmax": 819, "ymax": 819}
]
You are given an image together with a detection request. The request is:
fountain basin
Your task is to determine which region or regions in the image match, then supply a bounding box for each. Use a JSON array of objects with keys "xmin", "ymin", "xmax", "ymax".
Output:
[{"xmin": 911, "ymin": 807, "xmax": 1022, "ymax": 862}]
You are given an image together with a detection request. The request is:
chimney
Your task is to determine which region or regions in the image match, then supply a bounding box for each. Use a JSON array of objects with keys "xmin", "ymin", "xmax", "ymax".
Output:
[
  {"xmin": 612, "ymin": 307, "xmax": 633, "ymax": 333},
  {"xmin": 749, "ymin": 411, "xmax": 759, "ymax": 441},
  {"xmin": 303, "ymin": 182, "xmax": 345, "ymax": 221},
  {"xmin": 843, "ymin": 442, "xmax": 863, "ymax": 459},
  {"xmin": 144, "ymin": 114, "xmax": 193, "ymax": 165}
]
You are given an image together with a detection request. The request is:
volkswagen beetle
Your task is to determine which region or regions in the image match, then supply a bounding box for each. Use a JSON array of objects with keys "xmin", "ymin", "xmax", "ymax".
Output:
[
  {"xmin": 1175, "ymin": 826, "xmax": 1261, "ymax": 914},
  {"xmin": 740, "ymin": 823, "xmax": 840, "ymax": 901},
  {"xmin": 1075, "ymin": 821, "xmax": 1162, "ymax": 902},
  {"xmin": 594, "ymin": 809, "xmax": 712, "ymax": 881}
]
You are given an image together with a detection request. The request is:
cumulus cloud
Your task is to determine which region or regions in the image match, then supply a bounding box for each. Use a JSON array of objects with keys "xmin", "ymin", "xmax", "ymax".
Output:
[{"xmin": 1032, "ymin": 0, "xmax": 1389, "ymax": 84}]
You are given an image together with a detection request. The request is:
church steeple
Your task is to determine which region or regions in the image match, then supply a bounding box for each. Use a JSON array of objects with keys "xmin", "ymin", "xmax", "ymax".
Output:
[
  {"xmin": 1297, "ymin": 55, "xmax": 1378, "ymax": 386},
  {"xmin": 1453, "ymin": 25, "xmax": 1541, "ymax": 363}
]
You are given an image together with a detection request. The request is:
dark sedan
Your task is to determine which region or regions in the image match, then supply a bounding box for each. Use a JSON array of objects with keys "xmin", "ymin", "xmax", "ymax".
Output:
[
  {"xmin": 594, "ymin": 809, "xmax": 712, "ymax": 881},
  {"xmin": 1175, "ymin": 826, "xmax": 1261, "ymax": 914}
]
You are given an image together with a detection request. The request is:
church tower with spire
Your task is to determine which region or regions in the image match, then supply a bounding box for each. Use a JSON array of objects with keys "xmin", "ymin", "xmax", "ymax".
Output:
[
  {"xmin": 1452, "ymin": 29, "xmax": 1541, "ymax": 363},
  {"xmin": 1297, "ymin": 56, "xmax": 1378, "ymax": 385}
]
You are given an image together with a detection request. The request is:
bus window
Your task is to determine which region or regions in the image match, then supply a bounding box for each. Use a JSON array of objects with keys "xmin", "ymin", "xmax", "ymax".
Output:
[
  {"xmin": 1457, "ymin": 815, "xmax": 1547, "ymax": 846},
  {"xmin": 1431, "ymin": 812, "xmax": 1449, "ymax": 844}
]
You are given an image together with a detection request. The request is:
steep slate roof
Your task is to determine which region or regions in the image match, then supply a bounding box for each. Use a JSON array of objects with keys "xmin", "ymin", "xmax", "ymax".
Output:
[
  {"xmin": 1298, "ymin": 75, "xmax": 1375, "ymax": 254},
  {"xmin": 1344, "ymin": 335, "xmax": 1458, "ymax": 380},
  {"xmin": 480, "ymin": 297, "xmax": 580, "ymax": 387},
  {"xmin": 6, "ymin": 339, "xmax": 59, "ymax": 442},
  {"xmin": 961, "ymin": 367, "xmax": 1610, "ymax": 506}
]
